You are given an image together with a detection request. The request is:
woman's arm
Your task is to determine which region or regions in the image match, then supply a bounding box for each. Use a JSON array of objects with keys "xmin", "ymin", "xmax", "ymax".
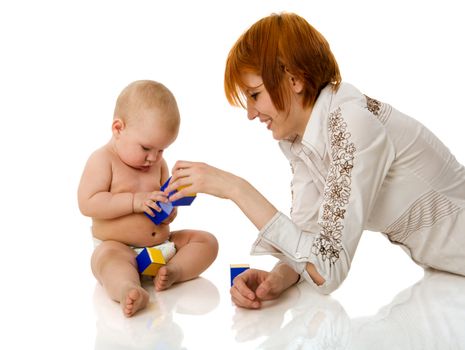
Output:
[
  {"xmin": 167, "ymin": 161, "xmax": 325, "ymax": 285},
  {"xmin": 167, "ymin": 161, "xmax": 277, "ymax": 229}
]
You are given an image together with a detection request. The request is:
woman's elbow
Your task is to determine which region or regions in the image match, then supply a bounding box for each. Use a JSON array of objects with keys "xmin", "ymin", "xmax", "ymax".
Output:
[
  {"xmin": 306, "ymin": 262, "xmax": 326, "ymax": 285},
  {"xmin": 304, "ymin": 262, "xmax": 342, "ymax": 295}
]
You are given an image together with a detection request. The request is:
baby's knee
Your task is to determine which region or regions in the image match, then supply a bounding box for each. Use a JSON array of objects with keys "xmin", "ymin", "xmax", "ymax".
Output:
[
  {"xmin": 172, "ymin": 230, "xmax": 218, "ymax": 255},
  {"xmin": 201, "ymin": 231, "xmax": 218, "ymax": 250},
  {"xmin": 194, "ymin": 231, "xmax": 219, "ymax": 256}
]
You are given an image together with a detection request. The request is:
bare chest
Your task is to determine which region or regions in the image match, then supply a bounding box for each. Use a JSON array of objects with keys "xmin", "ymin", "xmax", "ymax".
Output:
[{"xmin": 110, "ymin": 161, "xmax": 162, "ymax": 193}]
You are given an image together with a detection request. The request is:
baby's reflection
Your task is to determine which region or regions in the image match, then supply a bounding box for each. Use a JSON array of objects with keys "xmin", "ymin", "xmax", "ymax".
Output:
[
  {"xmin": 232, "ymin": 269, "xmax": 465, "ymax": 350},
  {"xmin": 93, "ymin": 277, "xmax": 220, "ymax": 350}
]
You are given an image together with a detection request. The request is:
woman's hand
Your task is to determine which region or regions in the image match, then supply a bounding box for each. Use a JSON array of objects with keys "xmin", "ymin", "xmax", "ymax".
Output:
[
  {"xmin": 167, "ymin": 161, "xmax": 237, "ymax": 200},
  {"xmin": 168, "ymin": 160, "xmax": 278, "ymax": 230},
  {"xmin": 230, "ymin": 266, "xmax": 299, "ymax": 309}
]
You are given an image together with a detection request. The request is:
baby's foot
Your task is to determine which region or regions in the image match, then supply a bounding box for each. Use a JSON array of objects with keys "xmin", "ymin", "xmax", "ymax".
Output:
[
  {"xmin": 121, "ymin": 286, "xmax": 149, "ymax": 317},
  {"xmin": 154, "ymin": 265, "xmax": 181, "ymax": 291}
]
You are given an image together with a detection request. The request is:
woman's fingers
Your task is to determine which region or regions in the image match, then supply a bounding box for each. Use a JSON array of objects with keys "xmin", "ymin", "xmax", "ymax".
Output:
[
  {"xmin": 168, "ymin": 161, "xmax": 232, "ymax": 199},
  {"xmin": 229, "ymin": 269, "xmax": 271, "ymax": 309},
  {"xmin": 230, "ymin": 284, "xmax": 261, "ymax": 309},
  {"xmin": 171, "ymin": 160, "xmax": 198, "ymax": 181},
  {"xmin": 166, "ymin": 163, "xmax": 203, "ymax": 197},
  {"xmin": 233, "ymin": 273, "xmax": 258, "ymax": 300}
]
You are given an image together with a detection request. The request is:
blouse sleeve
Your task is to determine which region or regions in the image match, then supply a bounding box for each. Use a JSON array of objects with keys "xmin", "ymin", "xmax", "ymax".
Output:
[{"xmin": 251, "ymin": 104, "xmax": 395, "ymax": 294}]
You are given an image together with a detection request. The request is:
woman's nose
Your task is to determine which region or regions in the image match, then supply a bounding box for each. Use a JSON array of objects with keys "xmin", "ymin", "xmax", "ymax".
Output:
[
  {"xmin": 247, "ymin": 103, "xmax": 258, "ymax": 120},
  {"xmin": 247, "ymin": 98, "xmax": 258, "ymax": 120}
]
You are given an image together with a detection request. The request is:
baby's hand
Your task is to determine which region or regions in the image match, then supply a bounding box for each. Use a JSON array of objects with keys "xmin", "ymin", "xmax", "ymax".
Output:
[{"xmin": 133, "ymin": 191, "xmax": 169, "ymax": 216}]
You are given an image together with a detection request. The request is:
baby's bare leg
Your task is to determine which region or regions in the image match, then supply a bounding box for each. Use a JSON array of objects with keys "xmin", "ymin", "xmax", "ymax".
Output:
[
  {"xmin": 154, "ymin": 230, "xmax": 218, "ymax": 291},
  {"xmin": 91, "ymin": 240, "xmax": 149, "ymax": 317}
]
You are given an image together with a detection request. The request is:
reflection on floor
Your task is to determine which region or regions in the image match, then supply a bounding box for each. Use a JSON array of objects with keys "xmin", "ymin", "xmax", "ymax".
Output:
[
  {"xmin": 94, "ymin": 277, "xmax": 221, "ymax": 349},
  {"xmin": 94, "ymin": 269, "xmax": 465, "ymax": 350}
]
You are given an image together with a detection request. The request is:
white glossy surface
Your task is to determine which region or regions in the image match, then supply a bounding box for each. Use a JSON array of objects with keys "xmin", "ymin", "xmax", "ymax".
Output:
[
  {"xmin": 1, "ymin": 1, "xmax": 464, "ymax": 349},
  {"xmin": 91, "ymin": 267, "xmax": 465, "ymax": 350}
]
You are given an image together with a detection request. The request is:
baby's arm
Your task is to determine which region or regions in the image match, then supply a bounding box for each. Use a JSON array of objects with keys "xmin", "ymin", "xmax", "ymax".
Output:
[
  {"xmin": 78, "ymin": 149, "xmax": 134, "ymax": 219},
  {"xmin": 91, "ymin": 158, "xmax": 172, "ymax": 245}
]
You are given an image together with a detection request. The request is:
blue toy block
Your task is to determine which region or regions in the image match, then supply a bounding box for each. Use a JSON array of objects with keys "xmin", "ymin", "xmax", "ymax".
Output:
[
  {"xmin": 162, "ymin": 177, "xmax": 197, "ymax": 206},
  {"xmin": 160, "ymin": 177, "xmax": 173, "ymax": 193},
  {"xmin": 136, "ymin": 247, "xmax": 166, "ymax": 276},
  {"xmin": 144, "ymin": 201, "xmax": 173, "ymax": 225},
  {"xmin": 144, "ymin": 177, "xmax": 196, "ymax": 225},
  {"xmin": 171, "ymin": 195, "xmax": 196, "ymax": 206},
  {"xmin": 230, "ymin": 264, "xmax": 250, "ymax": 286}
]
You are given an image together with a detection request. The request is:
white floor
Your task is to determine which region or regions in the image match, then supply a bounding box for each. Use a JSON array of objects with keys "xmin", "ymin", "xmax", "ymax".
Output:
[{"xmin": 91, "ymin": 267, "xmax": 465, "ymax": 350}]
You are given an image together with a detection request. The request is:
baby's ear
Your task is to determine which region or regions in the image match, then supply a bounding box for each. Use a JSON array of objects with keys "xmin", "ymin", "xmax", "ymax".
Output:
[{"xmin": 111, "ymin": 118, "xmax": 125, "ymax": 136}]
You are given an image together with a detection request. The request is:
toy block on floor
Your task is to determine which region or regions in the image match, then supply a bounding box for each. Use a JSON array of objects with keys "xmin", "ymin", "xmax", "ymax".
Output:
[
  {"xmin": 136, "ymin": 247, "xmax": 166, "ymax": 276},
  {"xmin": 230, "ymin": 264, "xmax": 250, "ymax": 286},
  {"xmin": 144, "ymin": 201, "xmax": 173, "ymax": 225}
]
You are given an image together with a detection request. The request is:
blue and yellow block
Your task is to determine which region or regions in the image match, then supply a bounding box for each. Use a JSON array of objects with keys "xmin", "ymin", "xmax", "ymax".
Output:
[
  {"xmin": 170, "ymin": 184, "xmax": 196, "ymax": 206},
  {"xmin": 145, "ymin": 177, "xmax": 196, "ymax": 225},
  {"xmin": 146, "ymin": 201, "xmax": 173, "ymax": 225},
  {"xmin": 230, "ymin": 264, "xmax": 250, "ymax": 286},
  {"xmin": 136, "ymin": 247, "xmax": 166, "ymax": 276}
]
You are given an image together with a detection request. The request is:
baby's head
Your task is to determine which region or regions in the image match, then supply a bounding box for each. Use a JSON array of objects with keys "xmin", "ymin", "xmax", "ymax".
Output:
[{"xmin": 112, "ymin": 80, "xmax": 180, "ymax": 171}]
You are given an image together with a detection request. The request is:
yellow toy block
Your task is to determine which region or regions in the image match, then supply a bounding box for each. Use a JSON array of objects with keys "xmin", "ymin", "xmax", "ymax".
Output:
[{"xmin": 136, "ymin": 247, "xmax": 166, "ymax": 276}]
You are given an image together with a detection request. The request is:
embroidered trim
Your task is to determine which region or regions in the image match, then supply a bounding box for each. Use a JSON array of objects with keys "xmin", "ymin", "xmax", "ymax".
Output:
[
  {"xmin": 364, "ymin": 94, "xmax": 392, "ymax": 124},
  {"xmin": 289, "ymin": 161, "xmax": 296, "ymax": 217},
  {"xmin": 364, "ymin": 95, "xmax": 381, "ymax": 116},
  {"xmin": 312, "ymin": 108, "xmax": 355, "ymax": 264}
]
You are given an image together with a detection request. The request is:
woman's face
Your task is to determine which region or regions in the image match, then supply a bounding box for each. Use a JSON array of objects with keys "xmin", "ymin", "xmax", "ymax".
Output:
[{"xmin": 241, "ymin": 72, "xmax": 310, "ymax": 140}]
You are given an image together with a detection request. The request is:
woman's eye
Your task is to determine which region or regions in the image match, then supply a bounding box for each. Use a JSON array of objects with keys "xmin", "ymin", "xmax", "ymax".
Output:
[{"xmin": 250, "ymin": 92, "xmax": 259, "ymax": 101}]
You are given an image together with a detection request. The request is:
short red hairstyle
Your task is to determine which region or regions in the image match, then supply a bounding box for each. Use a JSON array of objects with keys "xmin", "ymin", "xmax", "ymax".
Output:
[{"xmin": 225, "ymin": 12, "xmax": 341, "ymax": 111}]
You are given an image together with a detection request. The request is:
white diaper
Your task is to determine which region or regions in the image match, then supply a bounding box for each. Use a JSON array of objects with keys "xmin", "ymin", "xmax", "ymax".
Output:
[{"xmin": 92, "ymin": 237, "xmax": 176, "ymax": 263}]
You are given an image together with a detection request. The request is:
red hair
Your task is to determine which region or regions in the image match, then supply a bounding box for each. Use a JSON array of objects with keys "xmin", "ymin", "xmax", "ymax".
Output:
[{"xmin": 225, "ymin": 12, "xmax": 341, "ymax": 111}]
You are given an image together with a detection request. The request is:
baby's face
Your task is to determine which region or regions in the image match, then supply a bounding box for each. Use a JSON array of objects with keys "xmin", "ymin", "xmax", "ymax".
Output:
[{"xmin": 115, "ymin": 109, "xmax": 178, "ymax": 172}]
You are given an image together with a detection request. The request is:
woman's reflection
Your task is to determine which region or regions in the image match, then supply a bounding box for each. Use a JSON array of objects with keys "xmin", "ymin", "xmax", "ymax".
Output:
[{"xmin": 232, "ymin": 269, "xmax": 465, "ymax": 350}]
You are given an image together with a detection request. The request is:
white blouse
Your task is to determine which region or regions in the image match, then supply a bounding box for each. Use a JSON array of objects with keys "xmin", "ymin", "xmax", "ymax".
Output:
[{"xmin": 251, "ymin": 82, "xmax": 465, "ymax": 294}]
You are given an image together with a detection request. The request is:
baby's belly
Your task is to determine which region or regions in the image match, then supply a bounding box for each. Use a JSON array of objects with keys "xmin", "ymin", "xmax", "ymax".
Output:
[{"xmin": 92, "ymin": 214, "xmax": 170, "ymax": 247}]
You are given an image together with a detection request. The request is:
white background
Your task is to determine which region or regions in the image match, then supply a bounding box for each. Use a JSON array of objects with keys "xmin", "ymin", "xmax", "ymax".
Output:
[{"xmin": 1, "ymin": 0, "xmax": 464, "ymax": 349}]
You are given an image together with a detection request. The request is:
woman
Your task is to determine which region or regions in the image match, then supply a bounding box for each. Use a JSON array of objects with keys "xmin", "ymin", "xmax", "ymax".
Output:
[{"xmin": 166, "ymin": 12, "xmax": 465, "ymax": 309}]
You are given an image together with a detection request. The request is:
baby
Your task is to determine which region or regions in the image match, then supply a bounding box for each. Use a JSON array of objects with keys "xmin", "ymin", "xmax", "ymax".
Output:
[{"xmin": 78, "ymin": 80, "xmax": 218, "ymax": 317}]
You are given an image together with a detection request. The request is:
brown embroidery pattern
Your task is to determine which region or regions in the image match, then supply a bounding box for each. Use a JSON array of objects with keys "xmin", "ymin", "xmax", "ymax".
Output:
[
  {"xmin": 364, "ymin": 95, "xmax": 381, "ymax": 116},
  {"xmin": 289, "ymin": 161, "xmax": 296, "ymax": 217},
  {"xmin": 312, "ymin": 108, "xmax": 355, "ymax": 264}
]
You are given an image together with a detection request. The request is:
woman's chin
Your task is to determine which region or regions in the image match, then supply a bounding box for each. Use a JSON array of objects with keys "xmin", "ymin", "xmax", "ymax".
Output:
[{"xmin": 271, "ymin": 129, "xmax": 284, "ymax": 141}]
